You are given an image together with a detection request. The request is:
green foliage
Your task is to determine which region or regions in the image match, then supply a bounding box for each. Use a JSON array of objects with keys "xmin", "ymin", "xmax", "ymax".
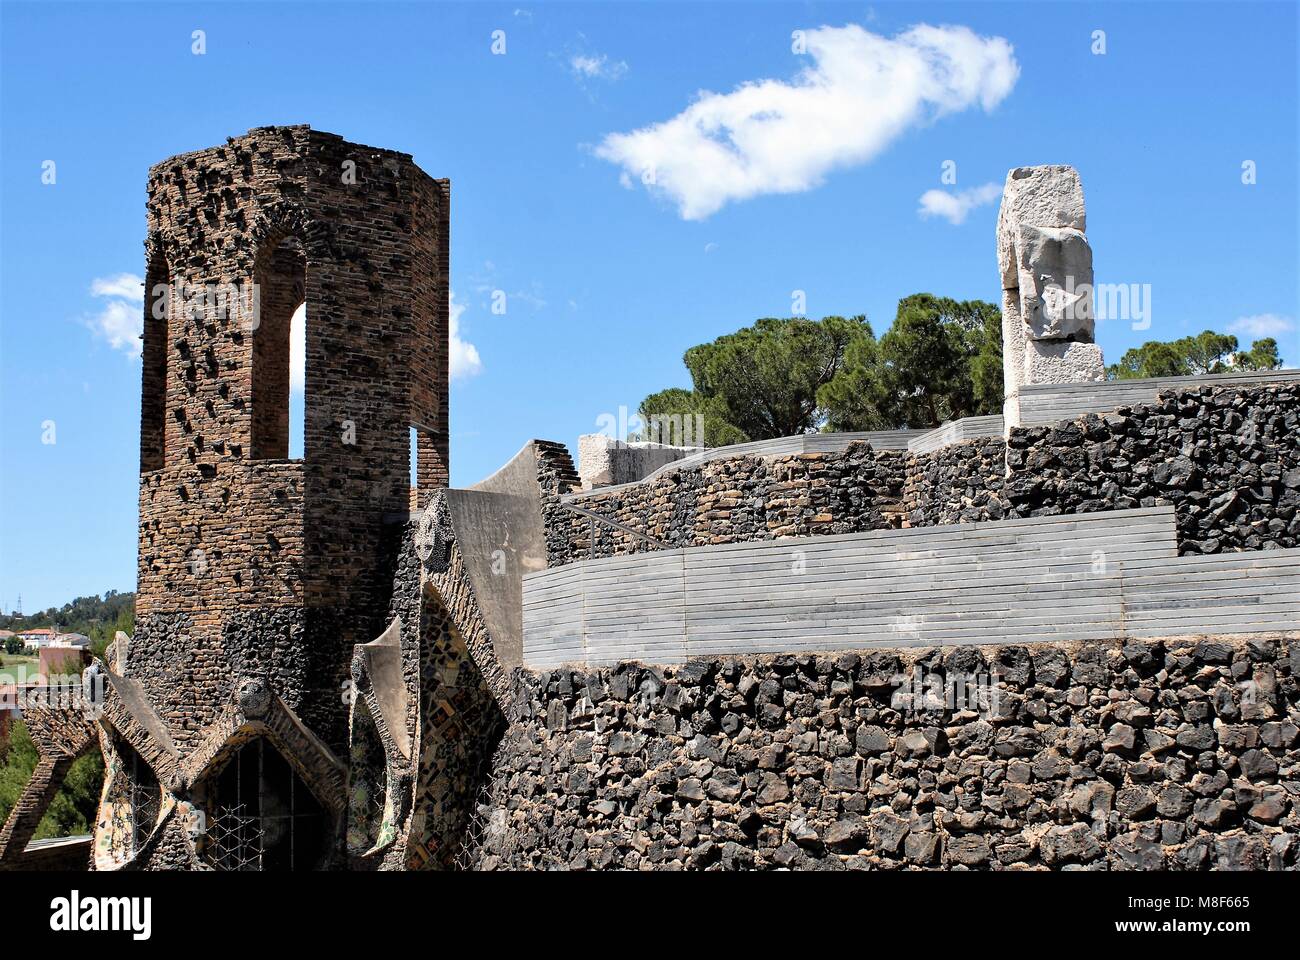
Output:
[
  {"xmin": 820, "ymin": 294, "xmax": 1003, "ymax": 429},
  {"xmin": 3, "ymin": 635, "xmax": 21, "ymax": 656},
  {"xmin": 1236, "ymin": 337, "xmax": 1282, "ymax": 371},
  {"xmin": 814, "ymin": 329, "xmax": 891, "ymax": 431},
  {"xmin": 0, "ymin": 719, "xmax": 104, "ymax": 840},
  {"xmin": 1107, "ymin": 340, "xmax": 1190, "ymax": 379},
  {"xmin": 680, "ymin": 315, "xmax": 872, "ymax": 439},
  {"xmin": 639, "ymin": 298, "xmax": 1004, "ymax": 441},
  {"xmin": 969, "ymin": 300, "xmax": 1005, "ymax": 414},
  {"xmin": 37, "ymin": 748, "xmax": 103, "ymax": 840},
  {"xmin": 1180, "ymin": 331, "xmax": 1239, "ymax": 375},
  {"xmin": 637, "ymin": 388, "xmax": 749, "ymax": 447},
  {"xmin": 1107, "ymin": 330, "xmax": 1283, "ymax": 380}
]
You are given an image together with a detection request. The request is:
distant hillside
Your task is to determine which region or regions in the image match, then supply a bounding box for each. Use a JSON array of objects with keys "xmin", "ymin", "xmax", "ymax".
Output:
[{"xmin": 0, "ymin": 591, "xmax": 134, "ymax": 656}]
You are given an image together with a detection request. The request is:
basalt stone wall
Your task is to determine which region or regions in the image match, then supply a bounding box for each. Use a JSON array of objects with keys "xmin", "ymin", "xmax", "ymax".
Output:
[
  {"xmin": 545, "ymin": 443, "xmax": 908, "ymax": 566},
  {"xmin": 1005, "ymin": 383, "xmax": 1300, "ymax": 553},
  {"xmin": 472, "ymin": 635, "xmax": 1300, "ymax": 871},
  {"xmin": 405, "ymin": 593, "xmax": 506, "ymax": 870},
  {"xmin": 536, "ymin": 440, "xmax": 582, "ymax": 568},
  {"xmin": 549, "ymin": 382, "xmax": 1298, "ymax": 565},
  {"xmin": 904, "ymin": 436, "xmax": 1009, "ymax": 526},
  {"xmin": 905, "ymin": 382, "xmax": 1300, "ymax": 553}
]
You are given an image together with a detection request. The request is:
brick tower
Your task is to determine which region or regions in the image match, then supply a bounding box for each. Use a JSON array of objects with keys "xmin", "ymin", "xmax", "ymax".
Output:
[{"xmin": 94, "ymin": 126, "xmax": 449, "ymax": 869}]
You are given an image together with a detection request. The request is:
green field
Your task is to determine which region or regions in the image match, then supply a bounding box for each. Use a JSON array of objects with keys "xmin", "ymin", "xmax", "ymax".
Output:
[{"xmin": 0, "ymin": 654, "xmax": 39, "ymax": 684}]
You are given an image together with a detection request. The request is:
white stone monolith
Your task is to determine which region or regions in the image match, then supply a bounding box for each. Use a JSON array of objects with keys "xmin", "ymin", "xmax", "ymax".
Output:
[{"xmin": 997, "ymin": 165, "xmax": 1105, "ymax": 427}]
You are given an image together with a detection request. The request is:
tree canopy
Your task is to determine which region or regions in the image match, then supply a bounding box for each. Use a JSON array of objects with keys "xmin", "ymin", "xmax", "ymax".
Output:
[
  {"xmin": 1107, "ymin": 331, "xmax": 1282, "ymax": 380},
  {"xmin": 637, "ymin": 387, "xmax": 749, "ymax": 447},
  {"xmin": 683, "ymin": 314, "xmax": 869, "ymax": 438},
  {"xmin": 638, "ymin": 304, "xmax": 1285, "ymax": 445},
  {"xmin": 638, "ymin": 297, "xmax": 1004, "ymax": 440},
  {"xmin": 819, "ymin": 294, "xmax": 1002, "ymax": 430},
  {"xmin": 637, "ymin": 314, "xmax": 872, "ymax": 444},
  {"xmin": 0, "ymin": 720, "xmax": 103, "ymax": 840}
]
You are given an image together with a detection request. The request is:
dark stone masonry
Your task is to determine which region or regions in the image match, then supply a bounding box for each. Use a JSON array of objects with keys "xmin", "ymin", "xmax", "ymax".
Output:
[
  {"xmin": 1005, "ymin": 383, "xmax": 1300, "ymax": 553},
  {"xmin": 3, "ymin": 132, "xmax": 1294, "ymax": 873},
  {"xmin": 910, "ymin": 383, "xmax": 1300, "ymax": 553},
  {"xmin": 546, "ymin": 444, "xmax": 908, "ymax": 565},
  {"xmin": 548, "ymin": 382, "xmax": 1300, "ymax": 564},
  {"xmin": 471, "ymin": 636, "xmax": 1300, "ymax": 871}
]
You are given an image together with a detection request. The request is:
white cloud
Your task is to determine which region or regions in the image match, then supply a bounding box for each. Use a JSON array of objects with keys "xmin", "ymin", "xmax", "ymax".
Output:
[
  {"xmin": 594, "ymin": 23, "xmax": 1018, "ymax": 220},
  {"xmin": 1229, "ymin": 313, "xmax": 1295, "ymax": 339},
  {"xmin": 91, "ymin": 273, "xmax": 144, "ymax": 302},
  {"xmin": 90, "ymin": 300, "xmax": 143, "ymax": 357},
  {"xmin": 917, "ymin": 182, "xmax": 1000, "ymax": 225},
  {"xmin": 87, "ymin": 272, "xmax": 144, "ymax": 357},
  {"xmin": 449, "ymin": 291, "xmax": 483, "ymax": 380},
  {"xmin": 571, "ymin": 53, "xmax": 628, "ymax": 81}
]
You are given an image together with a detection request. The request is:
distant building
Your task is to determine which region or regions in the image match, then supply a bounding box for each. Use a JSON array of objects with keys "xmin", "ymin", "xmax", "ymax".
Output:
[
  {"xmin": 48, "ymin": 633, "xmax": 91, "ymax": 649},
  {"xmin": 16, "ymin": 628, "xmax": 56, "ymax": 650},
  {"xmin": 40, "ymin": 644, "xmax": 90, "ymax": 676}
]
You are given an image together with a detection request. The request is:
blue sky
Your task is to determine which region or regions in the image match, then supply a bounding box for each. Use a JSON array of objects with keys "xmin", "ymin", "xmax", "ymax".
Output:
[{"xmin": 1, "ymin": 0, "xmax": 1296, "ymax": 612}]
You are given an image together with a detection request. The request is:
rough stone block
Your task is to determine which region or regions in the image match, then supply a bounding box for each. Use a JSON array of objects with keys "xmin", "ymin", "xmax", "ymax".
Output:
[
  {"xmin": 997, "ymin": 164, "xmax": 1086, "ymax": 287},
  {"xmin": 1022, "ymin": 339, "xmax": 1105, "ymax": 385},
  {"xmin": 577, "ymin": 434, "xmax": 696, "ymax": 490}
]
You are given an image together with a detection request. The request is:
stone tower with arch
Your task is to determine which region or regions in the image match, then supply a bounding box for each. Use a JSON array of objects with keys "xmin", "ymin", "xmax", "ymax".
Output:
[{"xmin": 97, "ymin": 125, "xmax": 453, "ymax": 869}]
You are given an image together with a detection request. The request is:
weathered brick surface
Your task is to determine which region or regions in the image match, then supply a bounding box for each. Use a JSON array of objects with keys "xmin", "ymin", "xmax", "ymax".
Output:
[
  {"xmin": 104, "ymin": 126, "xmax": 452, "ymax": 868},
  {"xmin": 133, "ymin": 126, "xmax": 448, "ymax": 749}
]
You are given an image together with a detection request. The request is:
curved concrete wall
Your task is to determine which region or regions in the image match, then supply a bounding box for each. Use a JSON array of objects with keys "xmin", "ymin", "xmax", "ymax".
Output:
[
  {"xmin": 440, "ymin": 441, "xmax": 550, "ymax": 669},
  {"xmin": 523, "ymin": 505, "xmax": 1300, "ymax": 668}
]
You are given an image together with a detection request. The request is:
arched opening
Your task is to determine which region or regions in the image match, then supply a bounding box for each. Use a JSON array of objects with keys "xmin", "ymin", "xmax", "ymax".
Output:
[
  {"xmin": 202, "ymin": 736, "xmax": 326, "ymax": 871},
  {"xmin": 140, "ymin": 244, "xmax": 170, "ymax": 472},
  {"xmin": 409, "ymin": 425, "xmax": 420, "ymax": 509},
  {"xmin": 250, "ymin": 233, "xmax": 306, "ymax": 460},
  {"xmin": 289, "ymin": 303, "xmax": 306, "ymax": 459},
  {"xmin": 410, "ymin": 423, "xmax": 441, "ymax": 509},
  {"xmin": 122, "ymin": 739, "xmax": 161, "ymax": 856}
]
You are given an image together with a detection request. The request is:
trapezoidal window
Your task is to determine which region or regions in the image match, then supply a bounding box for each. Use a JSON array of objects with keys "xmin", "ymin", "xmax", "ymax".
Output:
[
  {"xmin": 104, "ymin": 731, "xmax": 162, "ymax": 860},
  {"xmin": 203, "ymin": 736, "xmax": 326, "ymax": 872},
  {"xmin": 250, "ymin": 234, "xmax": 306, "ymax": 460},
  {"xmin": 346, "ymin": 699, "xmax": 388, "ymax": 855},
  {"xmin": 140, "ymin": 246, "xmax": 169, "ymax": 472}
]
